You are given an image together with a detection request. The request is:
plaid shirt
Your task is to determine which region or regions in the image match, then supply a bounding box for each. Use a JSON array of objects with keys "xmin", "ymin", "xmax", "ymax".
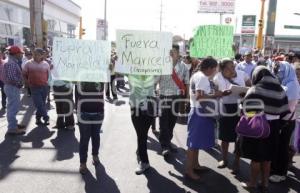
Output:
[
  {"xmin": 157, "ymin": 60, "xmax": 189, "ymax": 96},
  {"xmin": 3, "ymin": 56, "xmax": 23, "ymax": 88}
]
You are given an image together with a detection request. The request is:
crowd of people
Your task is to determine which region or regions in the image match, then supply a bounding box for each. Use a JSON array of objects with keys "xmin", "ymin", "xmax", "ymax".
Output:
[{"xmin": 0, "ymin": 44, "xmax": 300, "ymax": 193}]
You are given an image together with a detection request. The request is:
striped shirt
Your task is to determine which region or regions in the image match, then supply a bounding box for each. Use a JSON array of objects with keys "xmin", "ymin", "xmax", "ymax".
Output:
[{"xmin": 157, "ymin": 60, "xmax": 189, "ymax": 96}]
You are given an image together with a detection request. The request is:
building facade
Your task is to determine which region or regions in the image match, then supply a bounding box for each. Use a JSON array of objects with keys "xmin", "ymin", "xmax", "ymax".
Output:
[{"xmin": 0, "ymin": 0, "xmax": 81, "ymax": 49}]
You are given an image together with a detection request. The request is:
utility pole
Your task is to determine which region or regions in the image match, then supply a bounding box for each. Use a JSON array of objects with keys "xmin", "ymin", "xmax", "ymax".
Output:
[
  {"xmin": 104, "ymin": 0, "xmax": 107, "ymax": 40},
  {"xmin": 29, "ymin": 0, "xmax": 44, "ymax": 48},
  {"xmin": 257, "ymin": 0, "xmax": 266, "ymax": 50},
  {"xmin": 265, "ymin": 0, "xmax": 277, "ymax": 55}
]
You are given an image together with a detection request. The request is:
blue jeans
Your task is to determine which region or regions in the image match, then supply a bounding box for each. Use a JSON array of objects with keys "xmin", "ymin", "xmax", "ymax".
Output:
[
  {"xmin": 4, "ymin": 84, "xmax": 20, "ymax": 131},
  {"xmin": 31, "ymin": 86, "xmax": 49, "ymax": 120},
  {"xmin": 78, "ymin": 112, "xmax": 104, "ymax": 163}
]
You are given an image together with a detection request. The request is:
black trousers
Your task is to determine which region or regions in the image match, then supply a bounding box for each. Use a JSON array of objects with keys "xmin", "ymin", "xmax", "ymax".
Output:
[
  {"xmin": 53, "ymin": 85, "xmax": 75, "ymax": 128},
  {"xmin": 271, "ymin": 119, "xmax": 295, "ymax": 176},
  {"xmin": 159, "ymin": 95, "xmax": 179, "ymax": 148},
  {"xmin": 0, "ymin": 81, "xmax": 6, "ymax": 108},
  {"xmin": 106, "ymin": 75, "xmax": 117, "ymax": 98},
  {"xmin": 131, "ymin": 108, "xmax": 154, "ymax": 164}
]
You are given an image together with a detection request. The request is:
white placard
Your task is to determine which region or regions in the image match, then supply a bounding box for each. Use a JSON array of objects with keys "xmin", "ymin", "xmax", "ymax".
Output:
[
  {"xmin": 52, "ymin": 37, "xmax": 110, "ymax": 82},
  {"xmin": 116, "ymin": 29, "xmax": 173, "ymax": 75}
]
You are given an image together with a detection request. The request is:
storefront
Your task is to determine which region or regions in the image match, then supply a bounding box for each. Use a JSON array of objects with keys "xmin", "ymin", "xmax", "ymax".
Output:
[{"xmin": 0, "ymin": 0, "xmax": 80, "ymax": 50}]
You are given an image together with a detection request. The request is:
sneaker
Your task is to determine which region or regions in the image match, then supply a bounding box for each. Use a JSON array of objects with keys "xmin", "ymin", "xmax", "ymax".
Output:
[
  {"xmin": 135, "ymin": 162, "xmax": 150, "ymax": 175},
  {"xmin": 43, "ymin": 119, "xmax": 50, "ymax": 125},
  {"xmin": 269, "ymin": 175, "xmax": 286, "ymax": 183}
]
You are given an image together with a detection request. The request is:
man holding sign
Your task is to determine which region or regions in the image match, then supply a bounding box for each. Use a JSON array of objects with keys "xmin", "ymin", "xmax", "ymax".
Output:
[{"xmin": 156, "ymin": 44, "xmax": 189, "ymax": 156}]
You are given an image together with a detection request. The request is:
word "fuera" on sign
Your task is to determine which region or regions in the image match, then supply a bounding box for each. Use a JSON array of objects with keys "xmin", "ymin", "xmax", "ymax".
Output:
[{"xmin": 121, "ymin": 34, "xmax": 159, "ymax": 49}]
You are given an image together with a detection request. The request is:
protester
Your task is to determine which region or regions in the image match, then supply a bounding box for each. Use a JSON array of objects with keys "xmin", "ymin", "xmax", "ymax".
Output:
[
  {"xmin": 129, "ymin": 75, "xmax": 156, "ymax": 175},
  {"xmin": 236, "ymin": 51, "xmax": 256, "ymax": 77},
  {"xmin": 156, "ymin": 44, "xmax": 189, "ymax": 156},
  {"xmin": 239, "ymin": 66, "xmax": 290, "ymax": 192},
  {"xmin": 53, "ymin": 80, "xmax": 75, "ymax": 130},
  {"xmin": 185, "ymin": 57, "xmax": 224, "ymax": 180},
  {"xmin": 293, "ymin": 52, "xmax": 300, "ymax": 84},
  {"xmin": 77, "ymin": 82, "xmax": 104, "ymax": 174},
  {"xmin": 23, "ymin": 48, "xmax": 50, "ymax": 125},
  {"xmin": 22, "ymin": 48, "xmax": 33, "ymax": 96},
  {"xmin": 213, "ymin": 59, "xmax": 250, "ymax": 170},
  {"xmin": 2, "ymin": 46, "xmax": 25, "ymax": 135},
  {"xmin": 0, "ymin": 51, "xmax": 7, "ymax": 109},
  {"xmin": 270, "ymin": 61, "xmax": 300, "ymax": 183}
]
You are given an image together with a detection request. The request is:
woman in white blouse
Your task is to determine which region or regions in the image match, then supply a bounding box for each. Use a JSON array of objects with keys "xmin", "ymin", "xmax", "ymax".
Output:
[{"xmin": 213, "ymin": 59, "xmax": 250, "ymax": 171}]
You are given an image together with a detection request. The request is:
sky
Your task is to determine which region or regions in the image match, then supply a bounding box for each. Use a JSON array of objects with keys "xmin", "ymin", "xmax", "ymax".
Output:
[{"xmin": 73, "ymin": 0, "xmax": 300, "ymax": 41}]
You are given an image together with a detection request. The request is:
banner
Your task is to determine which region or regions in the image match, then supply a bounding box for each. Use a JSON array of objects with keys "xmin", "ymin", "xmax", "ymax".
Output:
[
  {"xmin": 241, "ymin": 15, "xmax": 256, "ymax": 34},
  {"xmin": 116, "ymin": 29, "xmax": 172, "ymax": 75},
  {"xmin": 52, "ymin": 37, "xmax": 111, "ymax": 82},
  {"xmin": 198, "ymin": 0, "xmax": 235, "ymax": 14},
  {"xmin": 190, "ymin": 25, "xmax": 234, "ymax": 59}
]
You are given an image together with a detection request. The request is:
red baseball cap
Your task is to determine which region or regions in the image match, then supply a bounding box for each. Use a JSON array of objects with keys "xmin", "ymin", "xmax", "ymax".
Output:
[
  {"xmin": 274, "ymin": 55, "xmax": 284, "ymax": 62},
  {"xmin": 7, "ymin": 46, "xmax": 24, "ymax": 55}
]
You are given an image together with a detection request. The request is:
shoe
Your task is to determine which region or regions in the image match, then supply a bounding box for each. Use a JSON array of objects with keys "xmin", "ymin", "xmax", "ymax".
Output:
[
  {"xmin": 184, "ymin": 173, "xmax": 203, "ymax": 182},
  {"xmin": 241, "ymin": 182, "xmax": 256, "ymax": 192},
  {"xmin": 162, "ymin": 148, "xmax": 171, "ymax": 157},
  {"xmin": 17, "ymin": 124, "xmax": 26, "ymax": 129},
  {"xmin": 36, "ymin": 119, "xmax": 43, "ymax": 126},
  {"xmin": 217, "ymin": 160, "xmax": 228, "ymax": 169},
  {"xmin": 6, "ymin": 128, "xmax": 26, "ymax": 135},
  {"xmin": 92, "ymin": 156, "xmax": 100, "ymax": 166},
  {"xmin": 43, "ymin": 119, "xmax": 50, "ymax": 126},
  {"xmin": 135, "ymin": 162, "xmax": 150, "ymax": 175},
  {"xmin": 269, "ymin": 175, "xmax": 286, "ymax": 183},
  {"xmin": 79, "ymin": 164, "xmax": 88, "ymax": 175}
]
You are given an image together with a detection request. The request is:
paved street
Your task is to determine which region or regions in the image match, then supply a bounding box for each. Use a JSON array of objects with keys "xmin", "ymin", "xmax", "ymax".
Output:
[{"xmin": 0, "ymin": 89, "xmax": 299, "ymax": 193}]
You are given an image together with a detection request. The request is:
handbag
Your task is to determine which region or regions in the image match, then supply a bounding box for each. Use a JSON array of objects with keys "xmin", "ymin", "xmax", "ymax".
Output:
[{"xmin": 235, "ymin": 112, "xmax": 270, "ymax": 138}]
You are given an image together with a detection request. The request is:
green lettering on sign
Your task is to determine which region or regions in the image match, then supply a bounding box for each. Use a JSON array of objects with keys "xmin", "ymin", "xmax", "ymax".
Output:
[{"xmin": 190, "ymin": 25, "xmax": 234, "ymax": 59}]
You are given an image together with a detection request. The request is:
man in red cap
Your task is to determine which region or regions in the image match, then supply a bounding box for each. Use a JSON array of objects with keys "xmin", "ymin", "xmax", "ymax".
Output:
[{"xmin": 2, "ymin": 45, "xmax": 25, "ymax": 135}]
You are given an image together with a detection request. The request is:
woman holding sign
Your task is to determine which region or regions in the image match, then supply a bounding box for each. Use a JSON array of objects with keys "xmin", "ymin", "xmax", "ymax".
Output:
[{"xmin": 129, "ymin": 75, "xmax": 156, "ymax": 175}]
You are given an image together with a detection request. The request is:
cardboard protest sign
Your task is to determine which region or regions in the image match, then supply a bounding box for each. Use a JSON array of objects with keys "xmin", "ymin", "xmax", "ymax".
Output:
[
  {"xmin": 52, "ymin": 37, "xmax": 111, "ymax": 82},
  {"xmin": 190, "ymin": 25, "xmax": 234, "ymax": 59},
  {"xmin": 116, "ymin": 30, "xmax": 172, "ymax": 75}
]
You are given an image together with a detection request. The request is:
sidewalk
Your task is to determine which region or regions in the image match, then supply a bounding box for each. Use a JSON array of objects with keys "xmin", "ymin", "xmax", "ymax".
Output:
[{"xmin": 0, "ymin": 90, "xmax": 299, "ymax": 193}]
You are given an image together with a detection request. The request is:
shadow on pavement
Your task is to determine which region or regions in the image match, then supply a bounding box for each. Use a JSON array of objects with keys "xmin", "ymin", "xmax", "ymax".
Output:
[
  {"xmin": 18, "ymin": 94, "xmax": 35, "ymax": 129},
  {"xmin": 50, "ymin": 129, "xmax": 79, "ymax": 161},
  {"xmin": 144, "ymin": 167, "xmax": 187, "ymax": 193},
  {"xmin": 169, "ymin": 168, "xmax": 239, "ymax": 193},
  {"xmin": 0, "ymin": 135, "xmax": 22, "ymax": 180},
  {"xmin": 22, "ymin": 126, "xmax": 55, "ymax": 148},
  {"xmin": 82, "ymin": 162, "xmax": 120, "ymax": 193}
]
